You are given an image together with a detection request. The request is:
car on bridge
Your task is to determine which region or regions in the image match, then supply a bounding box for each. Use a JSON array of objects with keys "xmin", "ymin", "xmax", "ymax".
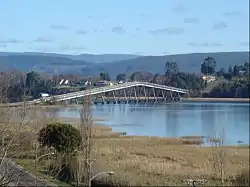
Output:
[{"xmin": 96, "ymin": 81, "xmax": 114, "ymax": 87}]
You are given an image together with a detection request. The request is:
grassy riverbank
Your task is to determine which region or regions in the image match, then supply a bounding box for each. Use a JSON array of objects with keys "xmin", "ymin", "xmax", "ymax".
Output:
[{"xmin": 2, "ymin": 114, "xmax": 249, "ymax": 186}]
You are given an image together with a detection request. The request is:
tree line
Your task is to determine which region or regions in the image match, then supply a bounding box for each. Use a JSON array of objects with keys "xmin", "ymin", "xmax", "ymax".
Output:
[
  {"xmin": 115, "ymin": 61, "xmax": 206, "ymax": 97},
  {"xmin": 0, "ymin": 71, "xmax": 53, "ymax": 102},
  {"xmin": 200, "ymin": 57, "xmax": 249, "ymax": 98},
  {"xmin": 1, "ymin": 56, "xmax": 249, "ymax": 102},
  {"xmin": 115, "ymin": 57, "xmax": 249, "ymax": 98}
]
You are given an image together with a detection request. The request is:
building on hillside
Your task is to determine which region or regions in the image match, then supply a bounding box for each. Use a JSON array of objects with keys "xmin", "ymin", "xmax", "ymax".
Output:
[
  {"xmin": 202, "ymin": 75, "xmax": 216, "ymax": 83},
  {"xmin": 39, "ymin": 93, "xmax": 49, "ymax": 98},
  {"xmin": 81, "ymin": 80, "xmax": 92, "ymax": 86},
  {"xmin": 239, "ymin": 70, "xmax": 246, "ymax": 75},
  {"xmin": 59, "ymin": 79, "xmax": 70, "ymax": 85}
]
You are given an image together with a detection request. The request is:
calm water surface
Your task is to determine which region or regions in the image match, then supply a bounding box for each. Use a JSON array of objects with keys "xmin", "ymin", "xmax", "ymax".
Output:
[{"xmin": 56, "ymin": 102, "xmax": 249, "ymax": 146}]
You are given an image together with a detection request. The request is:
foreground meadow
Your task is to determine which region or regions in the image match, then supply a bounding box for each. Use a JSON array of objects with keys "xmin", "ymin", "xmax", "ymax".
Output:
[{"xmin": 1, "ymin": 109, "xmax": 249, "ymax": 186}]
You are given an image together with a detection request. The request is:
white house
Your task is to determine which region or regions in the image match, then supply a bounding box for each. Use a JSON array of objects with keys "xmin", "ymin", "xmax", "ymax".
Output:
[{"xmin": 39, "ymin": 93, "xmax": 49, "ymax": 98}]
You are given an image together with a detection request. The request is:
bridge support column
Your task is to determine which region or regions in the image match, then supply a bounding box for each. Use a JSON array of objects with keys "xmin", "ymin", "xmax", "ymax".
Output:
[
  {"xmin": 169, "ymin": 91, "xmax": 174, "ymax": 101},
  {"xmin": 123, "ymin": 89, "xmax": 128, "ymax": 103},
  {"xmin": 133, "ymin": 87, "xmax": 138, "ymax": 102},
  {"xmin": 147, "ymin": 87, "xmax": 151, "ymax": 102},
  {"xmin": 156, "ymin": 89, "xmax": 160, "ymax": 102},
  {"xmin": 117, "ymin": 90, "xmax": 122, "ymax": 104},
  {"xmin": 161, "ymin": 90, "xmax": 166, "ymax": 103},
  {"xmin": 106, "ymin": 92, "xmax": 111, "ymax": 104},
  {"xmin": 152, "ymin": 88, "xmax": 157, "ymax": 102},
  {"xmin": 101, "ymin": 93, "xmax": 105, "ymax": 104},
  {"xmin": 143, "ymin": 87, "xmax": 147, "ymax": 102},
  {"xmin": 112, "ymin": 91, "xmax": 117, "ymax": 104}
]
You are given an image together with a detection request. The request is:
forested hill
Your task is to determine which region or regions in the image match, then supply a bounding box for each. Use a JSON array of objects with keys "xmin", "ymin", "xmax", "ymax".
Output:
[
  {"xmin": 0, "ymin": 51, "xmax": 248, "ymax": 78},
  {"xmin": 100, "ymin": 51, "xmax": 249, "ymax": 77}
]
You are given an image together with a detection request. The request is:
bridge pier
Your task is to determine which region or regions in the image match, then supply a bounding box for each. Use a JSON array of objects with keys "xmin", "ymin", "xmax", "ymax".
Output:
[
  {"xmin": 133, "ymin": 87, "xmax": 138, "ymax": 103},
  {"xmin": 112, "ymin": 91, "xmax": 117, "ymax": 104},
  {"xmin": 161, "ymin": 90, "xmax": 167, "ymax": 103},
  {"xmin": 123, "ymin": 89, "xmax": 128, "ymax": 103}
]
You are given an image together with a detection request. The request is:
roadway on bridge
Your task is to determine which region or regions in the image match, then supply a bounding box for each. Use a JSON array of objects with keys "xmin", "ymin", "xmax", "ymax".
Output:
[
  {"xmin": 3, "ymin": 82, "xmax": 188, "ymax": 107},
  {"xmin": 49, "ymin": 81, "xmax": 188, "ymax": 102}
]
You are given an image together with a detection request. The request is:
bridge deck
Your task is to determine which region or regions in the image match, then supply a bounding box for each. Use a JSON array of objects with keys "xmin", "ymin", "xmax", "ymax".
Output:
[
  {"xmin": 50, "ymin": 82, "xmax": 188, "ymax": 102},
  {"xmin": 3, "ymin": 82, "xmax": 188, "ymax": 106}
]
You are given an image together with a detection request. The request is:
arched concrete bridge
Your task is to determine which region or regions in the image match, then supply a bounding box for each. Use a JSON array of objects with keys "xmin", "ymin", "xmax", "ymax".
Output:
[{"xmin": 5, "ymin": 82, "xmax": 189, "ymax": 106}]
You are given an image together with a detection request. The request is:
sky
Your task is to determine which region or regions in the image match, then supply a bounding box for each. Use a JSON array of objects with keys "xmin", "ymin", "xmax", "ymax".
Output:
[{"xmin": 0, "ymin": 0, "xmax": 249, "ymax": 55}]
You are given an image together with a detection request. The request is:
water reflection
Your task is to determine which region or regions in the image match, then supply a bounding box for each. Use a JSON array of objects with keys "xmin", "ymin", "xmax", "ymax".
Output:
[{"xmin": 56, "ymin": 102, "xmax": 249, "ymax": 146}]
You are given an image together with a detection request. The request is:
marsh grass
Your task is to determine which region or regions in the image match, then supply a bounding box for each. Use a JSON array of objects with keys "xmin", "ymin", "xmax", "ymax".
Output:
[{"xmin": 2, "ymin": 117, "xmax": 249, "ymax": 187}]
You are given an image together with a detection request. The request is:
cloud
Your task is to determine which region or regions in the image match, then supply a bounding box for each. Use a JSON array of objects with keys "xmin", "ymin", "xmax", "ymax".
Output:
[
  {"xmin": 149, "ymin": 27, "xmax": 184, "ymax": 35},
  {"xmin": 76, "ymin": 30, "xmax": 88, "ymax": 35},
  {"xmin": 0, "ymin": 44, "xmax": 7, "ymax": 48},
  {"xmin": 239, "ymin": 42, "xmax": 249, "ymax": 47},
  {"xmin": 172, "ymin": 3, "xmax": 187, "ymax": 13},
  {"xmin": 34, "ymin": 37, "xmax": 54, "ymax": 43},
  {"xmin": 188, "ymin": 42, "xmax": 223, "ymax": 47},
  {"xmin": 50, "ymin": 24, "xmax": 68, "ymax": 30},
  {"xmin": 0, "ymin": 38, "xmax": 21, "ymax": 44},
  {"xmin": 112, "ymin": 26, "xmax": 126, "ymax": 34},
  {"xmin": 163, "ymin": 52, "xmax": 171, "ymax": 55},
  {"xmin": 184, "ymin": 17, "xmax": 199, "ymax": 23},
  {"xmin": 223, "ymin": 11, "xmax": 242, "ymax": 17},
  {"xmin": 212, "ymin": 21, "xmax": 228, "ymax": 30}
]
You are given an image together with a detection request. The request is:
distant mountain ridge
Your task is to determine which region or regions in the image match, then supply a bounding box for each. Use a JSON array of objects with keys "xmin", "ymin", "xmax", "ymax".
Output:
[
  {"xmin": 101, "ymin": 51, "xmax": 249, "ymax": 76},
  {"xmin": 0, "ymin": 52, "xmax": 141, "ymax": 63},
  {"xmin": 0, "ymin": 51, "xmax": 248, "ymax": 78}
]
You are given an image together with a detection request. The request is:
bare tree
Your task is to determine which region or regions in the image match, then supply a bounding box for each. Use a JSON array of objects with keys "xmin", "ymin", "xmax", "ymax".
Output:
[
  {"xmin": 0, "ymin": 72, "xmax": 41, "ymax": 186},
  {"xmin": 74, "ymin": 95, "xmax": 93, "ymax": 186},
  {"xmin": 0, "ymin": 73, "xmax": 27, "ymax": 186},
  {"xmin": 211, "ymin": 128, "xmax": 226, "ymax": 185}
]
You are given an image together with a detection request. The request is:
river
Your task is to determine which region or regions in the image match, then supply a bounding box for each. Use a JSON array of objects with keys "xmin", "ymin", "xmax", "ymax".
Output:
[{"xmin": 55, "ymin": 102, "xmax": 249, "ymax": 146}]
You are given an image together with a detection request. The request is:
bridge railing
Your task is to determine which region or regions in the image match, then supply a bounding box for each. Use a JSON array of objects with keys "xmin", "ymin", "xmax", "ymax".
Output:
[
  {"xmin": 137, "ymin": 82, "xmax": 188, "ymax": 92},
  {"xmin": 50, "ymin": 82, "xmax": 135, "ymax": 100},
  {"xmin": 48, "ymin": 81, "xmax": 188, "ymax": 101}
]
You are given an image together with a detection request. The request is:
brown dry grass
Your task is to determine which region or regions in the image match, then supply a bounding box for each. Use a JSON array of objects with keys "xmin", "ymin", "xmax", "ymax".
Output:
[
  {"xmin": 2, "ymin": 114, "xmax": 249, "ymax": 186},
  {"xmin": 91, "ymin": 135, "xmax": 249, "ymax": 186},
  {"xmin": 54, "ymin": 117, "xmax": 249, "ymax": 186}
]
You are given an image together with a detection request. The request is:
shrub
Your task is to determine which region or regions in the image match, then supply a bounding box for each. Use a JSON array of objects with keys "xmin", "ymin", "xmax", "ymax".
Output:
[{"xmin": 38, "ymin": 123, "xmax": 81, "ymax": 154}]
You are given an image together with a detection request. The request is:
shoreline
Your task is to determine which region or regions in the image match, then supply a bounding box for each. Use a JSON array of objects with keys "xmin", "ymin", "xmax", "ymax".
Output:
[
  {"xmin": 182, "ymin": 97, "xmax": 249, "ymax": 103},
  {"xmin": 33, "ymin": 97, "xmax": 250, "ymax": 109},
  {"xmin": 2, "ymin": 97, "xmax": 249, "ymax": 109},
  {"xmin": 58, "ymin": 117, "xmax": 249, "ymax": 147}
]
